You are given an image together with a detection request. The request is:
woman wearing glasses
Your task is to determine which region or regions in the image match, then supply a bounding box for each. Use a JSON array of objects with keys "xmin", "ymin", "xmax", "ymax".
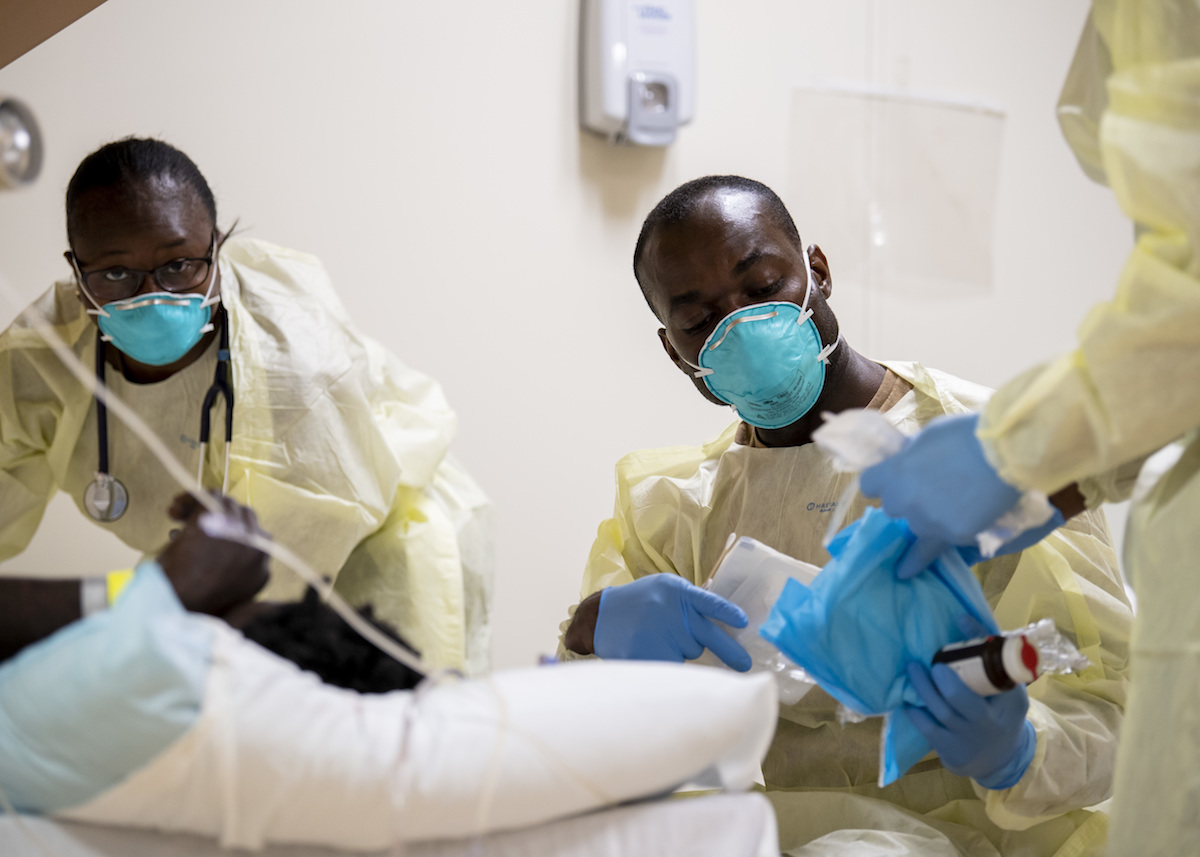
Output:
[{"xmin": 0, "ymin": 138, "xmax": 492, "ymax": 676}]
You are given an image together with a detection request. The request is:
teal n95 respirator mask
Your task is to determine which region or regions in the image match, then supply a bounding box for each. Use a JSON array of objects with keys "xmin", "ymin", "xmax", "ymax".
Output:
[
  {"xmin": 93, "ymin": 291, "xmax": 218, "ymax": 367},
  {"xmin": 689, "ymin": 249, "xmax": 839, "ymax": 429},
  {"xmin": 77, "ymin": 263, "xmax": 220, "ymax": 368}
]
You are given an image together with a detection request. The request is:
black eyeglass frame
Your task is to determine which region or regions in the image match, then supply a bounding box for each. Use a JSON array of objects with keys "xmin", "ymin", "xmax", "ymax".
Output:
[{"xmin": 66, "ymin": 232, "xmax": 220, "ymax": 304}]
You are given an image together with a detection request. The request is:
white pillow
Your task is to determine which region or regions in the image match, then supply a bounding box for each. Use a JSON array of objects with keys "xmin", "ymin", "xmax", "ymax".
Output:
[{"xmin": 60, "ymin": 622, "xmax": 777, "ymax": 851}]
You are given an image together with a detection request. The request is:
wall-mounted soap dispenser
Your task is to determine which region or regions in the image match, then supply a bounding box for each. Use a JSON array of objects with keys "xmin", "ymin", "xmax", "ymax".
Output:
[{"xmin": 579, "ymin": 0, "xmax": 695, "ymax": 147}]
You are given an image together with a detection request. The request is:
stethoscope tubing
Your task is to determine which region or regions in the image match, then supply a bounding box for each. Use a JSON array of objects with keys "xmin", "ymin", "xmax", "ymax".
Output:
[
  {"xmin": 94, "ymin": 332, "xmax": 113, "ymax": 476},
  {"xmin": 87, "ymin": 306, "xmax": 234, "ymax": 522}
]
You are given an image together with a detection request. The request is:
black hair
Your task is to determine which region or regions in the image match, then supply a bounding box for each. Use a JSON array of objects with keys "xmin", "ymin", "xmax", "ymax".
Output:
[
  {"xmin": 632, "ymin": 175, "xmax": 802, "ymax": 318},
  {"xmin": 66, "ymin": 137, "xmax": 217, "ymax": 241},
  {"xmin": 240, "ymin": 588, "xmax": 423, "ymax": 694}
]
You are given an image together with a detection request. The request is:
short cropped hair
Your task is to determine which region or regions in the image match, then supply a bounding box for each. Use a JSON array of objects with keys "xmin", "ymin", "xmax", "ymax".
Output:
[{"xmin": 632, "ymin": 176, "xmax": 802, "ymax": 317}]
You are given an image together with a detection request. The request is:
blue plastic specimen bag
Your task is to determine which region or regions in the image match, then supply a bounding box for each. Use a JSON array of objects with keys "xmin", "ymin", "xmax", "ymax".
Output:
[{"xmin": 760, "ymin": 506, "xmax": 998, "ymax": 786}]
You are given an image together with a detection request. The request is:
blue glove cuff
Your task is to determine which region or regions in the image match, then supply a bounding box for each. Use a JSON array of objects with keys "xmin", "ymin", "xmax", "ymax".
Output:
[
  {"xmin": 975, "ymin": 720, "xmax": 1037, "ymax": 790},
  {"xmin": 592, "ymin": 587, "xmax": 620, "ymax": 659}
]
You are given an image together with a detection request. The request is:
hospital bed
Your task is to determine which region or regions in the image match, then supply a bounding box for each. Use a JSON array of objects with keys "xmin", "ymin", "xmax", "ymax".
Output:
[{"xmin": 1, "ymin": 792, "xmax": 779, "ymax": 857}]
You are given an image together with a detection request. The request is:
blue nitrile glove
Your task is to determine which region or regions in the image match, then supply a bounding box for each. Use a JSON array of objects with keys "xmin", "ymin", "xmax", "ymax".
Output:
[
  {"xmin": 860, "ymin": 413, "xmax": 1023, "ymax": 579},
  {"xmin": 956, "ymin": 507, "xmax": 1066, "ymax": 566},
  {"xmin": 903, "ymin": 629, "xmax": 1036, "ymax": 791},
  {"xmin": 593, "ymin": 575, "xmax": 752, "ymax": 671}
]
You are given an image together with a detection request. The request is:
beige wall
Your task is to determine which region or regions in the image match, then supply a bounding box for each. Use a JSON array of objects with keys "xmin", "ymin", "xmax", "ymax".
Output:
[
  {"xmin": 0, "ymin": 1, "xmax": 1131, "ymax": 668},
  {"xmin": 0, "ymin": 0, "xmax": 109, "ymax": 69}
]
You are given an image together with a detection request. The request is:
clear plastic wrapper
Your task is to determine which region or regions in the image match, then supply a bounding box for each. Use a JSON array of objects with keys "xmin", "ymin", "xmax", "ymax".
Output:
[
  {"xmin": 693, "ymin": 535, "xmax": 819, "ymax": 705},
  {"xmin": 1022, "ymin": 617, "xmax": 1092, "ymax": 677},
  {"xmin": 931, "ymin": 618, "xmax": 1092, "ymax": 696}
]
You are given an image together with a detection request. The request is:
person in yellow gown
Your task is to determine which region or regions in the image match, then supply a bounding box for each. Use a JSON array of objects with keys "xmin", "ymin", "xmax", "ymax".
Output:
[
  {"xmin": 0, "ymin": 137, "xmax": 491, "ymax": 673},
  {"xmin": 858, "ymin": 6, "xmax": 1200, "ymax": 854},
  {"xmin": 559, "ymin": 174, "xmax": 1132, "ymax": 856}
]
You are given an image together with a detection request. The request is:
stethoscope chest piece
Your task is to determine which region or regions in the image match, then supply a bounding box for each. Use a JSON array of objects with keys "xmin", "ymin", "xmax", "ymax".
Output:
[{"xmin": 84, "ymin": 471, "xmax": 128, "ymax": 522}]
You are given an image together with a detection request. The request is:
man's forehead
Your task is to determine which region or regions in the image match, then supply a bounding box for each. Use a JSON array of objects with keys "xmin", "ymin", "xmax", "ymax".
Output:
[
  {"xmin": 665, "ymin": 188, "xmax": 766, "ymax": 240},
  {"xmin": 647, "ymin": 197, "xmax": 781, "ymax": 270},
  {"xmin": 704, "ymin": 187, "xmax": 765, "ymax": 224}
]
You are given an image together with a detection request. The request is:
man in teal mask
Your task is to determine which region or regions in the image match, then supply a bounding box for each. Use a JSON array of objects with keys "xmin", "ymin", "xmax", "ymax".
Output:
[{"xmin": 557, "ymin": 176, "xmax": 1134, "ymax": 857}]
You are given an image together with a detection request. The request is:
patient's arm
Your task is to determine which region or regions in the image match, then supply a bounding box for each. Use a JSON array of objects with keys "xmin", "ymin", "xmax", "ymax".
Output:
[
  {"xmin": 0, "ymin": 578, "xmax": 84, "ymax": 662},
  {"xmin": 563, "ymin": 591, "xmax": 602, "ymax": 656},
  {"xmin": 0, "ymin": 493, "xmax": 270, "ymax": 662}
]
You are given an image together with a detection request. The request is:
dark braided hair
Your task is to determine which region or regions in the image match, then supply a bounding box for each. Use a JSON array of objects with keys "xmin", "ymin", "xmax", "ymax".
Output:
[
  {"xmin": 241, "ymin": 588, "xmax": 423, "ymax": 694},
  {"xmin": 66, "ymin": 137, "xmax": 217, "ymax": 241}
]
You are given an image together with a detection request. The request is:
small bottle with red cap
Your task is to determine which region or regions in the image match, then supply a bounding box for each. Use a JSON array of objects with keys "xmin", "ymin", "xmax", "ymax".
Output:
[{"xmin": 933, "ymin": 633, "xmax": 1041, "ymax": 696}]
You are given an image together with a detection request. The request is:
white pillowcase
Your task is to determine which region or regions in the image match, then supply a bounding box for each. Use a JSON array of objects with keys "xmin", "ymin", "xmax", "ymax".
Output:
[{"xmin": 60, "ymin": 621, "xmax": 777, "ymax": 851}]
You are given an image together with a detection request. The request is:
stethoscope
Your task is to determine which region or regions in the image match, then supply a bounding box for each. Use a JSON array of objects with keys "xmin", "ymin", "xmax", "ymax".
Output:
[{"xmin": 83, "ymin": 306, "xmax": 235, "ymax": 522}]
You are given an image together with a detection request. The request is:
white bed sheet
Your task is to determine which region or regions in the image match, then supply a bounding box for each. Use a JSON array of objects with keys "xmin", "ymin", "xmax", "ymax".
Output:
[{"xmin": 1, "ymin": 792, "xmax": 779, "ymax": 857}]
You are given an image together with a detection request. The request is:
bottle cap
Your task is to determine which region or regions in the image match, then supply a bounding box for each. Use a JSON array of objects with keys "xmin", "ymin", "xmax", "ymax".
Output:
[{"xmin": 1002, "ymin": 634, "xmax": 1040, "ymax": 685}]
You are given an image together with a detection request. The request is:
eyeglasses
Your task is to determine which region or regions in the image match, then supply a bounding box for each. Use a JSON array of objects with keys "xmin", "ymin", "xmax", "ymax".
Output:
[{"xmin": 67, "ymin": 234, "xmax": 217, "ymax": 303}]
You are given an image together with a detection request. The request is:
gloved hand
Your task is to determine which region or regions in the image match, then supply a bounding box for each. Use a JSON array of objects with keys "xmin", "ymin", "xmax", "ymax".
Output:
[
  {"xmin": 593, "ymin": 575, "xmax": 752, "ymax": 671},
  {"xmin": 903, "ymin": 617, "xmax": 1036, "ymax": 791},
  {"xmin": 860, "ymin": 413, "xmax": 1023, "ymax": 579},
  {"xmin": 956, "ymin": 506, "xmax": 1066, "ymax": 566}
]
